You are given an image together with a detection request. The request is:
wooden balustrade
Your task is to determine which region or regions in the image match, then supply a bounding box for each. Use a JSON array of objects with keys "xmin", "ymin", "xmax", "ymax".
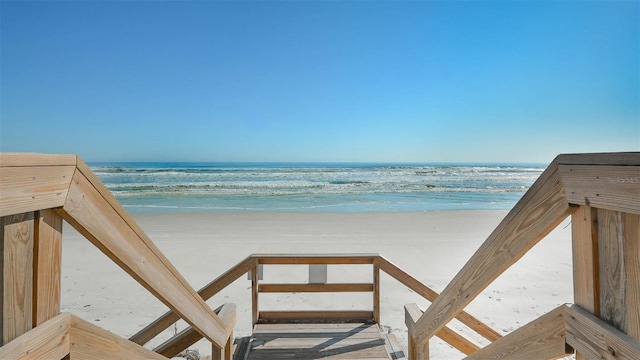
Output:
[
  {"xmin": 407, "ymin": 152, "xmax": 639, "ymax": 359},
  {"xmin": 1, "ymin": 152, "xmax": 638, "ymax": 359},
  {"xmin": 1, "ymin": 154, "xmax": 235, "ymax": 359}
]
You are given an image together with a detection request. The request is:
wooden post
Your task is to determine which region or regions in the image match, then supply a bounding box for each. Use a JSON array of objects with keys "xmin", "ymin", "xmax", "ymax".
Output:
[
  {"xmin": 33, "ymin": 209, "xmax": 63, "ymax": 326},
  {"xmin": 598, "ymin": 209, "xmax": 640, "ymax": 340},
  {"xmin": 373, "ymin": 264, "xmax": 380, "ymax": 324},
  {"xmin": 211, "ymin": 333, "xmax": 232, "ymax": 360},
  {"xmin": 1, "ymin": 212, "xmax": 35, "ymax": 345},
  {"xmin": 251, "ymin": 265, "xmax": 259, "ymax": 326},
  {"xmin": 571, "ymin": 205, "xmax": 599, "ymax": 359},
  {"xmin": 408, "ymin": 335, "xmax": 429, "ymax": 360}
]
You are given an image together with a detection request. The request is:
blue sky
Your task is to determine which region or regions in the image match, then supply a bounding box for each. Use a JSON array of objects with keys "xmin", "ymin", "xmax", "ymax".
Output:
[{"xmin": 1, "ymin": 1, "xmax": 638, "ymax": 164}]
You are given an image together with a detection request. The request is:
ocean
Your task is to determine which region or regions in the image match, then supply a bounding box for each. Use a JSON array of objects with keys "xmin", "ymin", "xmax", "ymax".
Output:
[{"xmin": 89, "ymin": 162, "xmax": 546, "ymax": 213}]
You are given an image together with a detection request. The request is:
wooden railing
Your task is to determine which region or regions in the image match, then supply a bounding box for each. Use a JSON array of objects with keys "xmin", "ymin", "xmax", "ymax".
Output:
[
  {"xmin": 131, "ymin": 253, "xmax": 502, "ymax": 357},
  {"xmin": 0, "ymin": 154, "xmax": 235, "ymax": 359},
  {"xmin": 405, "ymin": 152, "xmax": 640, "ymax": 359},
  {"xmin": 1, "ymin": 152, "xmax": 639, "ymax": 359}
]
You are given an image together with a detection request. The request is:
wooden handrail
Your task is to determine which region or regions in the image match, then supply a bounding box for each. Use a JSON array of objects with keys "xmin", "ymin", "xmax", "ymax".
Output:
[
  {"xmin": 130, "ymin": 256, "xmax": 255, "ymax": 345},
  {"xmin": 1, "ymin": 154, "xmax": 233, "ymax": 350},
  {"xmin": 134, "ymin": 252, "xmax": 500, "ymax": 356},
  {"xmin": 153, "ymin": 303, "xmax": 236, "ymax": 359},
  {"xmin": 374, "ymin": 256, "xmax": 502, "ymax": 343},
  {"xmin": 411, "ymin": 157, "xmax": 576, "ymax": 347},
  {"xmin": 410, "ymin": 152, "xmax": 639, "ymax": 354}
]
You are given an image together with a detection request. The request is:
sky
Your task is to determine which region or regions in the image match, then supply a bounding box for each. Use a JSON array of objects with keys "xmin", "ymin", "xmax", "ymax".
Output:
[{"xmin": 1, "ymin": 1, "xmax": 638, "ymax": 164}]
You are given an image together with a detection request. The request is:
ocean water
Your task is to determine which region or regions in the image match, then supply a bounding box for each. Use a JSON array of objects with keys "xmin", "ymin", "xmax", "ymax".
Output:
[{"xmin": 89, "ymin": 162, "xmax": 546, "ymax": 213}]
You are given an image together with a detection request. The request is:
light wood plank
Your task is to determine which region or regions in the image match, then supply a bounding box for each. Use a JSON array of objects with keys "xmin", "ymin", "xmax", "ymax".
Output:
[
  {"xmin": 0, "ymin": 313, "xmax": 70, "ymax": 360},
  {"xmin": 130, "ymin": 256, "xmax": 255, "ymax": 345},
  {"xmin": 565, "ymin": 305, "xmax": 640, "ymax": 360},
  {"xmin": 0, "ymin": 153, "xmax": 77, "ymax": 167},
  {"xmin": 376, "ymin": 256, "xmax": 502, "ymax": 342},
  {"xmin": 1, "ymin": 212, "xmax": 35, "ymax": 345},
  {"xmin": 254, "ymin": 254, "xmax": 377, "ymax": 265},
  {"xmin": 598, "ymin": 209, "xmax": 627, "ymax": 332},
  {"xmin": 557, "ymin": 152, "xmax": 640, "ymax": 166},
  {"xmin": 258, "ymin": 283, "xmax": 373, "ymax": 293},
  {"xmin": 572, "ymin": 205, "xmax": 600, "ymax": 315},
  {"xmin": 0, "ymin": 166, "xmax": 75, "ymax": 217},
  {"xmin": 413, "ymin": 163, "xmax": 574, "ymax": 346},
  {"xmin": 248, "ymin": 323, "xmax": 390, "ymax": 360},
  {"xmin": 571, "ymin": 205, "xmax": 599, "ymax": 360},
  {"xmin": 560, "ymin": 165, "xmax": 640, "ymax": 214},
  {"xmin": 622, "ymin": 212, "xmax": 640, "ymax": 340},
  {"xmin": 60, "ymin": 170, "xmax": 228, "ymax": 348},
  {"xmin": 464, "ymin": 305, "xmax": 569, "ymax": 360},
  {"xmin": 69, "ymin": 315, "xmax": 167, "ymax": 360},
  {"xmin": 33, "ymin": 209, "xmax": 63, "ymax": 326},
  {"xmin": 258, "ymin": 311, "xmax": 374, "ymax": 323}
]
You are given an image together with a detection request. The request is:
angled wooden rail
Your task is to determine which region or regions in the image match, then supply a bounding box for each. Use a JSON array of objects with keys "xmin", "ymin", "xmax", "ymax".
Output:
[
  {"xmin": 1, "ymin": 153, "xmax": 235, "ymax": 358},
  {"xmin": 406, "ymin": 152, "xmax": 640, "ymax": 359},
  {"xmin": 133, "ymin": 253, "xmax": 502, "ymax": 357}
]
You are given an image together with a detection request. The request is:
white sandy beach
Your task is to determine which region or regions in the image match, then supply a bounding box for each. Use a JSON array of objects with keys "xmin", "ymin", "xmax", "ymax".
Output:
[{"xmin": 60, "ymin": 210, "xmax": 574, "ymax": 358}]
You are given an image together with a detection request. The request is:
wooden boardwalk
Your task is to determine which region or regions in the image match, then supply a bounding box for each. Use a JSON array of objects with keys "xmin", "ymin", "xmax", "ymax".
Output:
[{"xmin": 237, "ymin": 322, "xmax": 403, "ymax": 359}]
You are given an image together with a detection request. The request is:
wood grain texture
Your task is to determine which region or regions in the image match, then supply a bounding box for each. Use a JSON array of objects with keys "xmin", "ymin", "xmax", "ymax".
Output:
[
  {"xmin": 1, "ymin": 212, "xmax": 35, "ymax": 345},
  {"xmin": 69, "ymin": 315, "xmax": 167, "ymax": 360},
  {"xmin": 622, "ymin": 212, "xmax": 640, "ymax": 340},
  {"xmin": 571, "ymin": 205, "xmax": 600, "ymax": 360},
  {"xmin": 376, "ymin": 256, "xmax": 501, "ymax": 343},
  {"xmin": 60, "ymin": 170, "xmax": 228, "ymax": 348},
  {"xmin": 0, "ymin": 153, "xmax": 77, "ymax": 167},
  {"xmin": 598, "ymin": 209, "xmax": 627, "ymax": 332},
  {"xmin": 33, "ymin": 209, "xmax": 63, "ymax": 327},
  {"xmin": 572, "ymin": 205, "xmax": 600, "ymax": 315},
  {"xmin": 130, "ymin": 256, "xmax": 254, "ymax": 345},
  {"xmin": 560, "ymin": 165, "xmax": 640, "ymax": 214},
  {"xmin": 0, "ymin": 166, "xmax": 75, "ymax": 217},
  {"xmin": 0, "ymin": 312, "xmax": 70, "ymax": 360},
  {"xmin": 566, "ymin": 305, "xmax": 640, "ymax": 360},
  {"xmin": 464, "ymin": 305, "xmax": 569, "ymax": 360},
  {"xmin": 414, "ymin": 164, "xmax": 573, "ymax": 346}
]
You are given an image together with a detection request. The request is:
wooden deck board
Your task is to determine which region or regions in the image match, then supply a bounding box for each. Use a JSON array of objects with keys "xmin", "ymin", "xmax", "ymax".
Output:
[{"xmin": 245, "ymin": 323, "xmax": 392, "ymax": 359}]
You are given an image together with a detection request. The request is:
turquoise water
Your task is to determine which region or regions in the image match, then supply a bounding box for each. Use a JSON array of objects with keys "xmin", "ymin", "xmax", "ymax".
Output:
[{"xmin": 90, "ymin": 162, "xmax": 545, "ymax": 213}]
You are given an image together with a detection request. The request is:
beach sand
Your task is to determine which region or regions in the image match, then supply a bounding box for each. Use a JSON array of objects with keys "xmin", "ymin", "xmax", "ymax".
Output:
[{"xmin": 60, "ymin": 210, "xmax": 574, "ymax": 358}]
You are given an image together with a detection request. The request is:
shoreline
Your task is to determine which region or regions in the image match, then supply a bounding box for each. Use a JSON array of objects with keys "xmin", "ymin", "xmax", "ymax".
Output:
[{"xmin": 61, "ymin": 210, "xmax": 573, "ymax": 358}]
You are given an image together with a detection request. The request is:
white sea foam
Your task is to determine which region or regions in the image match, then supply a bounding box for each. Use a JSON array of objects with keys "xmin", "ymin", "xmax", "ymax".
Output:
[{"xmin": 90, "ymin": 162, "xmax": 544, "ymax": 212}]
